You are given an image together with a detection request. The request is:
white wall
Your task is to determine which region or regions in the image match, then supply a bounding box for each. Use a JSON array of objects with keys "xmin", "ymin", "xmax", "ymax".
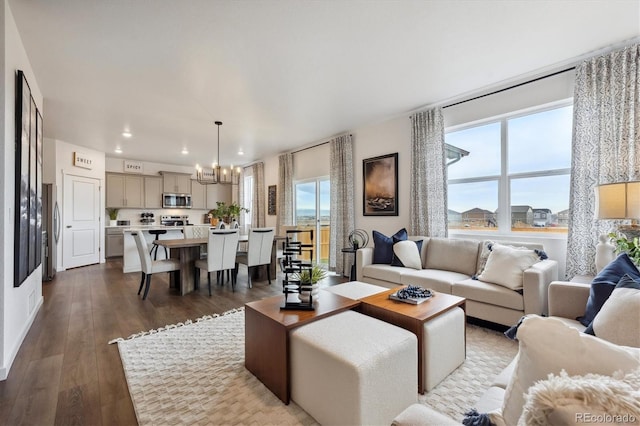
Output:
[{"xmin": 0, "ymin": 0, "xmax": 44, "ymax": 380}]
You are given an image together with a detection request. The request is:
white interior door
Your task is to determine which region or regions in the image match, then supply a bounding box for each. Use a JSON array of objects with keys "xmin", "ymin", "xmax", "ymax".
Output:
[{"xmin": 63, "ymin": 174, "xmax": 101, "ymax": 269}]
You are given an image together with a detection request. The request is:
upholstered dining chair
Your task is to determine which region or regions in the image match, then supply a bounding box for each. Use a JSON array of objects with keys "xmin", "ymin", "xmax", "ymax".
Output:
[
  {"xmin": 195, "ymin": 229, "xmax": 240, "ymax": 294},
  {"xmin": 235, "ymin": 227, "xmax": 275, "ymax": 288},
  {"xmin": 132, "ymin": 232, "xmax": 180, "ymax": 300},
  {"xmin": 183, "ymin": 225, "xmax": 211, "ymax": 259}
]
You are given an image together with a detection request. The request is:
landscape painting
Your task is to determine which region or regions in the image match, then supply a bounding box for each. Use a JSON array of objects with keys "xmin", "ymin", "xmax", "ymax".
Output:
[{"xmin": 363, "ymin": 153, "xmax": 398, "ymax": 216}]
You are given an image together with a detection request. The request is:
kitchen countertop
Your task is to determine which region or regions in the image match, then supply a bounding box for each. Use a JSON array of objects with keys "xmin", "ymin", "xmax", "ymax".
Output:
[{"xmin": 105, "ymin": 224, "xmax": 212, "ymax": 230}]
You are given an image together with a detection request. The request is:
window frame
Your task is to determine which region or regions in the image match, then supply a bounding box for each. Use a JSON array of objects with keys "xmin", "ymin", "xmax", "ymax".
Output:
[{"xmin": 446, "ymin": 98, "xmax": 572, "ymax": 238}]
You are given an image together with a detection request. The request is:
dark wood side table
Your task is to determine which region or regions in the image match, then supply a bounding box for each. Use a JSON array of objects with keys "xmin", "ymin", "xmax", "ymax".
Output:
[
  {"xmin": 245, "ymin": 292, "xmax": 360, "ymax": 404},
  {"xmin": 341, "ymin": 247, "xmax": 357, "ymax": 280}
]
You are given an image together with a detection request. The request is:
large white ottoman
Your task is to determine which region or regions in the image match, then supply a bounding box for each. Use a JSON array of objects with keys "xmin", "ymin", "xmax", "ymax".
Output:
[
  {"xmin": 290, "ymin": 310, "xmax": 417, "ymax": 426},
  {"xmin": 423, "ymin": 307, "xmax": 466, "ymax": 391},
  {"xmin": 322, "ymin": 280, "xmax": 388, "ymax": 300}
]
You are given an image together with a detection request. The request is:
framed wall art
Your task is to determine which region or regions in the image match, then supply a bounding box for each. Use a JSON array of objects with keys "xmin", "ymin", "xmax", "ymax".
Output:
[
  {"xmin": 268, "ymin": 185, "xmax": 277, "ymax": 215},
  {"xmin": 362, "ymin": 152, "xmax": 398, "ymax": 216}
]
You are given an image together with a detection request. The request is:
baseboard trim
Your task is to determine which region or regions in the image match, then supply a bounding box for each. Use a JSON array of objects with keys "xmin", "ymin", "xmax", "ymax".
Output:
[{"xmin": 0, "ymin": 296, "xmax": 44, "ymax": 381}]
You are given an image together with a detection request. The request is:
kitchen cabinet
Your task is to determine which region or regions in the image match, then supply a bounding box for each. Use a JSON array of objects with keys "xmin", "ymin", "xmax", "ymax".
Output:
[
  {"xmin": 106, "ymin": 173, "xmax": 144, "ymax": 208},
  {"xmin": 206, "ymin": 183, "xmax": 232, "ymax": 209},
  {"xmin": 144, "ymin": 176, "xmax": 163, "ymax": 208},
  {"xmin": 191, "ymin": 179, "xmax": 207, "ymax": 209},
  {"xmin": 105, "ymin": 228, "xmax": 124, "ymax": 257},
  {"xmin": 161, "ymin": 172, "xmax": 191, "ymax": 194}
]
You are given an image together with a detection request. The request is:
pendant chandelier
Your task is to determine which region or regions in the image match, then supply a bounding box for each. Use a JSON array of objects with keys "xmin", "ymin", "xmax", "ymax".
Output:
[{"xmin": 196, "ymin": 121, "xmax": 240, "ymax": 185}]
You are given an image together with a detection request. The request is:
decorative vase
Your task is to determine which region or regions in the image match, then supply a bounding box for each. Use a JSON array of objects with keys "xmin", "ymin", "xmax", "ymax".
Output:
[
  {"xmin": 298, "ymin": 282, "xmax": 320, "ymax": 303},
  {"xmin": 110, "ymin": 220, "xmax": 117, "ymax": 226},
  {"xmin": 210, "ymin": 217, "xmax": 218, "ymax": 226}
]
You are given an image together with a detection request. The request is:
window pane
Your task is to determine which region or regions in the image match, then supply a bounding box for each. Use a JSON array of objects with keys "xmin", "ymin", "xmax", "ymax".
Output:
[
  {"xmin": 446, "ymin": 122, "xmax": 501, "ymax": 179},
  {"xmin": 448, "ymin": 180, "xmax": 499, "ymax": 230},
  {"xmin": 244, "ymin": 176, "xmax": 253, "ymax": 226},
  {"xmin": 319, "ymin": 179, "xmax": 330, "ymax": 266},
  {"xmin": 508, "ymin": 106, "xmax": 572, "ymax": 174},
  {"xmin": 510, "ymin": 175, "xmax": 570, "ymax": 232}
]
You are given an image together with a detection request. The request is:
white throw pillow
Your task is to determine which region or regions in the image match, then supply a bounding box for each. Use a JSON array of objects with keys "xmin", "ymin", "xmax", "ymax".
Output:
[
  {"xmin": 392, "ymin": 240, "xmax": 422, "ymax": 270},
  {"xmin": 501, "ymin": 316, "xmax": 640, "ymax": 426},
  {"xmin": 477, "ymin": 243, "xmax": 539, "ymax": 290},
  {"xmin": 592, "ymin": 276, "xmax": 640, "ymax": 347}
]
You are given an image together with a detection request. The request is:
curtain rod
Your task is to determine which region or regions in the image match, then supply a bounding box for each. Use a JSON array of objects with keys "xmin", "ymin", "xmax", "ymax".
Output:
[
  {"xmin": 291, "ymin": 133, "xmax": 353, "ymax": 155},
  {"xmin": 442, "ymin": 66, "xmax": 575, "ymax": 109}
]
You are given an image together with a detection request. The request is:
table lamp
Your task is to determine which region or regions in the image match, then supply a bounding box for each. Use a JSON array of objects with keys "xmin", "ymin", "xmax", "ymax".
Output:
[{"xmin": 595, "ymin": 181, "xmax": 640, "ymax": 239}]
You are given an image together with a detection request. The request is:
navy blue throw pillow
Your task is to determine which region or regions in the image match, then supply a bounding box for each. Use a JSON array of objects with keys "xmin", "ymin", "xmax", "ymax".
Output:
[
  {"xmin": 372, "ymin": 228, "xmax": 408, "ymax": 264},
  {"xmin": 390, "ymin": 237, "xmax": 423, "ymax": 267},
  {"xmin": 584, "ymin": 273, "xmax": 640, "ymax": 335},
  {"xmin": 578, "ymin": 253, "xmax": 640, "ymax": 327}
]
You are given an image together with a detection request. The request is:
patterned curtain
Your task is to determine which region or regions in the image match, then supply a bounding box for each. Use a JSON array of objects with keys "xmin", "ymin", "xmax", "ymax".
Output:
[
  {"xmin": 276, "ymin": 153, "xmax": 294, "ymax": 235},
  {"xmin": 410, "ymin": 107, "xmax": 447, "ymax": 237},
  {"xmin": 329, "ymin": 134, "xmax": 354, "ymax": 275},
  {"xmin": 251, "ymin": 162, "xmax": 266, "ymax": 227},
  {"xmin": 566, "ymin": 43, "xmax": 640, "ymax": 278}
]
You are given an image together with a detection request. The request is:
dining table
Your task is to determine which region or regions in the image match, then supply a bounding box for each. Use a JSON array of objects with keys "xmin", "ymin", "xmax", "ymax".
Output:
[{"xmin": 155, "ymin": 234, "xmax": 285, "ymax": 295}]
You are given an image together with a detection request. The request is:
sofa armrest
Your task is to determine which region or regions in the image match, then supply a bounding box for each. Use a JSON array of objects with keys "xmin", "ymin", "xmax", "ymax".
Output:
[
  {"xmin": 392, "ymin": 404, "xmax": 461, "ymax": 426},
  {"xmin": 522, "ymin": 259, "xmax": 558, "ymax": 316},
  {"xmin": 548, "ymin": 281, "xmax": 590, "ymax": 319},
  {"xmin": 356, "ymin": 247, "xmax": 373, "ymax": 281}
]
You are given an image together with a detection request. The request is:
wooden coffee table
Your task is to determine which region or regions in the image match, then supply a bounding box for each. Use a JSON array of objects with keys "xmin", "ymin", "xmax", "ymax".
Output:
[
  {"xmin": 245, "ymin": 292, "xmax": 360, "ymax": 404},
  {"xmin": 359, "ymin": 288, "xmax": 466, "ymax": 394}
]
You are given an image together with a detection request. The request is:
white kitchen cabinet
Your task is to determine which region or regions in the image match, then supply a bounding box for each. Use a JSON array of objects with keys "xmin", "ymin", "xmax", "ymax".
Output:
[
  {"xmin": 106, "ymin": 173, "xmax": 144, "ymax": 208},
  {"xmin": 144, "ymin": 176, "xmax": 163, "ymax": 208},
  {"xmin": 191, "ymin": 179, "xmax": 207, "ymax": 209},
  {"xmin": 161, "ymin": 172, "xmax": 192, "ymax": 194}
]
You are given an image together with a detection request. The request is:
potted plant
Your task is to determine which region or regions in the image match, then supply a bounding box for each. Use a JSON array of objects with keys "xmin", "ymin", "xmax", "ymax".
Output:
[
  {"xmin": 608, "ymin": 232, "xmax": 640, "ymax": 265},
  {"xmin": 106, "ymin": 208, "xmax": 119, "ymax": 226},
  {"xmin": 208, "ymin": 202, "xmax": 249, "ymax": 226},
  {"xmin": 293, "ymin": 263, "xmax": 328, "ymax": 302}
]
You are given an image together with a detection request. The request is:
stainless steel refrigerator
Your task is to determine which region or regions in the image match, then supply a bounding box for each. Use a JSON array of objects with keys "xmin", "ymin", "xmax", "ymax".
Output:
[{"xmin": 42, "ymin": 183, "xmax": 60, "ymax": 280}]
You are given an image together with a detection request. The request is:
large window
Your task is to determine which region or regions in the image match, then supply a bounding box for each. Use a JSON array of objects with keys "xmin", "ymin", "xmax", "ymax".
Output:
[
  {"xmin": 294, "ymin": 177, "xmax": 330, "ymax": 266},
  {"xmin": 243, "ymin": 175, "xmax": 253, "ymax": 228},
  {"xmin": 446, "ymin": 102, "xmax": 572, "ymax": 233}
]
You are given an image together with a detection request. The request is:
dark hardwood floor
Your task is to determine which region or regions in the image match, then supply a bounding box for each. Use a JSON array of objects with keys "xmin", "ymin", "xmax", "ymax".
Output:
[{"xmin": 0, "ymin": 259, "xmax": 347, "ymax": 425}]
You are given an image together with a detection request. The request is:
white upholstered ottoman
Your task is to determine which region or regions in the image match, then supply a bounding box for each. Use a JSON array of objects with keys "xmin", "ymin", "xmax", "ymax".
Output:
[
  {"xmin": 423, "ymin": 307, "xmax": 466, "ymax": 391},
  {"xmin": 290, "ymin": 310, "xmax": 417, "ymax": 426}
]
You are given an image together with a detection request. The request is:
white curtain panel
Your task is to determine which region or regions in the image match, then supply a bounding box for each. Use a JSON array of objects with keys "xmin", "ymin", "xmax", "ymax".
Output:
[
  {"xmin": 329, "ymin": 134, "xmax": 355, "ymax": 276},
  {"xmin": 566, "ymin": 43, "xmax": 640, "ymax": 278},
  {"xmin": 410, "ymin": 107, "xmax": 447, "ymax": 237},
  {"xmin": 251, "ymin": 162, "xmax": 266, "ymax": 228},
  {"xmin": 276, "ymin": 153, "xmax": 294, "ymax": 235}
]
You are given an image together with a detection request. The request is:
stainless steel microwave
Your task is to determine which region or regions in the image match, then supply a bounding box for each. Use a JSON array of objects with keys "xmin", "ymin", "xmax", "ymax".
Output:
[{"xmin": 162, "ymin": 193, "xmax": 192, "ymax": 209}]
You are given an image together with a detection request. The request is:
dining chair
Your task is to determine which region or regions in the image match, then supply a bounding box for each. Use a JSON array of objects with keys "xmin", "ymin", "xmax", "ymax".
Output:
[
  {"xmin": 183, "ymin": 225, "xmax": 211, "ymax": 259},
  {"xmin": 195, "ymin": 229, "xmax": 240, "ymax": 294},
  {"xmin": 235, "ymin": 227, "xmax": 275, "ymax": 288},
  {"xmin": 133, "ymin": 232, "xmax": 180, "ymax": 300}
]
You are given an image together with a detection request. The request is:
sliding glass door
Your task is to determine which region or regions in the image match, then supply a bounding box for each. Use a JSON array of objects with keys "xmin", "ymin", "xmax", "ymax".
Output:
[{"xmin": 295, "ymin": 177, "xmax": 330, "ymax": 266}]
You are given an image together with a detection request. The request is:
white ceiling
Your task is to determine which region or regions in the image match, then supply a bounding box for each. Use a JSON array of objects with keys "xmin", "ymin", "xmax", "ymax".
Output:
[{"xmin": 9, "ymin": 0, "xmax": 640, "ymax": 168}]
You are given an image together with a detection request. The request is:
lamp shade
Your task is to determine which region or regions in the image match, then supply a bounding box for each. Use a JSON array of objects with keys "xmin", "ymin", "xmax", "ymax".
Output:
[{"xmin": 595, "ymin": 181, "xmax": 640, "ymax": 219}]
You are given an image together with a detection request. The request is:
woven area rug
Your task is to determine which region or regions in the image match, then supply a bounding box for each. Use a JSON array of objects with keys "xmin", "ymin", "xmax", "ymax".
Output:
[{"xmin": 113, "ymin": 308, "xmax": 517, "ymax": 425}]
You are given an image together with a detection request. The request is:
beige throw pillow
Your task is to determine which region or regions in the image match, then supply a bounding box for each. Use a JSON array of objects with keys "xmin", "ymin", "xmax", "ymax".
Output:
[
  {"xmin": 477, "ymin": 243, "xmax": 539, "ymax": 290},
  {"xmin": 592, "ymin": 279, "xmax": 640, "ymax": 347},
  {"xmin": 392, "ymin": 240, "xmax": 423, "ymax": 270},
  {"xmin": 501, "ymin": 316, "xmax": 640, "ymax": 426}
]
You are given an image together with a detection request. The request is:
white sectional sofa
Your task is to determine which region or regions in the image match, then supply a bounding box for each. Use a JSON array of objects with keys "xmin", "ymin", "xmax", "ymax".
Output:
[{"xmin": 356, "ymin": 237, "xmax": 558, "ymax": 326}]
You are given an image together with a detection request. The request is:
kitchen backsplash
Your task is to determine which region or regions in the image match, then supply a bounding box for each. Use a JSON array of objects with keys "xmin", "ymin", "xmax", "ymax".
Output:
[{"xmin": 112, "ymin": 208, "xmax": 210, "ymax": 225}]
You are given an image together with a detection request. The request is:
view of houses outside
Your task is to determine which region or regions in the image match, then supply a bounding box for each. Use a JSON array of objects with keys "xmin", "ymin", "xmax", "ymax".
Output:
[
  {"xmin": 446, "ymin": 105, "xmax": 572, "ymax": 233},
  {"xmin": 295, "ymin": 179, "xmax": 330, "ymax": 264}
]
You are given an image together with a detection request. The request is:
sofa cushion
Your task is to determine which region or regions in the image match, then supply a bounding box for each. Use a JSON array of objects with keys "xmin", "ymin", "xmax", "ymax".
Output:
[
  {"xmin": 590, "ymin": 274, "xmax": 640, "ymax": 347},
  {"xmin": 501, "ymin": 316, "xmax": 640, "ymax": 426},
  {"xmin": 372, "ymin": 228, "xmax": 408, "ymax": 264},
  {"xmin": 578, "ymin": 253, "xmax": 640, "ymax": 327},
  {"xmin": 425, "ymin": 238, "xmax": 480, "ymax": 276},
  {"xmin": 362, "ymin": 264, "xmax": 405, "ymax": 284},
  {"xmin": 452, "ymin": 279, "xmax": 524, "ymax": 311},
  {"xmin": 391, "ymin": 239, "xmax": 423, "ymax": 270},
  {"xmin": 399, "ymin": 269, "xmax": 469, "ymax": 294},
  {"xmin": 477, "ymin": 244, "xmax": 540, "ymax": 290}
]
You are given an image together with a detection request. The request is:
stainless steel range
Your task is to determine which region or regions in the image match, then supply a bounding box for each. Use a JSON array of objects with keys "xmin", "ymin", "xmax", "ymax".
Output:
[{"xmin": 160, "ymin": 215, "xmax": 190, "ymax": 226}]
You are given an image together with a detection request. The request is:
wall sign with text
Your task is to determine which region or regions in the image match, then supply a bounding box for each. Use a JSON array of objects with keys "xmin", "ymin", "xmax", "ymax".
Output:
[{"xmin": 124, "ymin": 160, "xmax": 143, "ymax": 174}]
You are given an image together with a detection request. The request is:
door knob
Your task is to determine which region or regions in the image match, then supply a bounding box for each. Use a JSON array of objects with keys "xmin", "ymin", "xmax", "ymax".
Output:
[{"xmin": 66, "ymin": 225, "xmax": 72, "ymax": 228}]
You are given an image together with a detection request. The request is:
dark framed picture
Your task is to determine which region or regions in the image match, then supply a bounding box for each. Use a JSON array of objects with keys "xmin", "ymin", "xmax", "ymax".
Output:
[
  {"xmin": 14, "ymin": 70, "xmax": 31, "ymax": 286},
  {"xmin": 363, "ymin": 152, "xmax": 398, "ymax": 216},
  {"xmin": 268, "ymin": 185, "xmax": 277, "ymax": 215}
]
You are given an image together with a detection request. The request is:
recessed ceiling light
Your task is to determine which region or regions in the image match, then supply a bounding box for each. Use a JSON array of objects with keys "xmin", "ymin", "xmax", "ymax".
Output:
[
  {"xmin": 238, "ymin": 149, "xmax": 244, "ymax": 155},
  {"xmin": 122, "ymin": 131, "xmax": 132, "ymax": 138},
  {"xmin": 181, "ymin": 148, "xmax": 189, "ymax": 155},
  {"xmin": 115, "ymin": 147, "xmax": 123, "ymax": 154}
]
